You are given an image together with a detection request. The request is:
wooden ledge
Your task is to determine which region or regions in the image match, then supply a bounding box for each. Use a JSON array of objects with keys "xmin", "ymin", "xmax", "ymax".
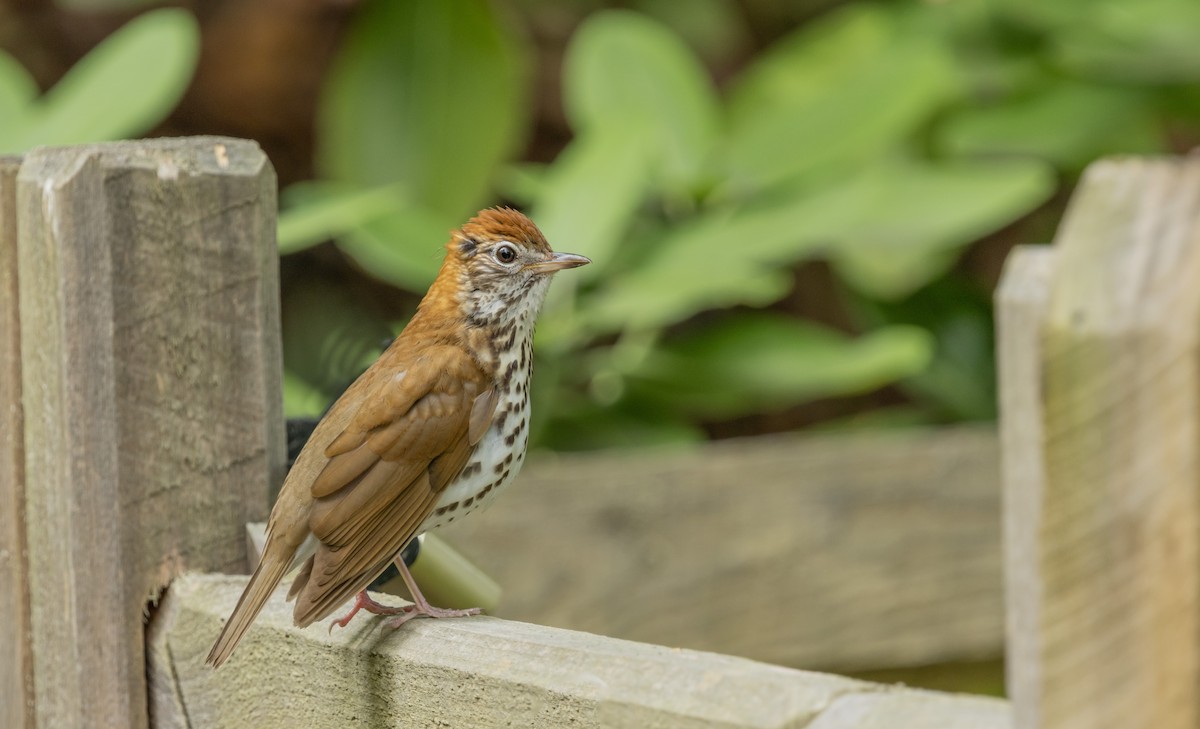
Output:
[{"xmin": 149, "ymin": 574, "xmax": 1010, "ymax": 728}]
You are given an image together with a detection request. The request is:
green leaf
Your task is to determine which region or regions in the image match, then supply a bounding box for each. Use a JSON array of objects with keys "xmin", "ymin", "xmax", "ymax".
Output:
[
  {"xmin": 5, "ymin": 9, "xmax": 199, "ymax": 153},
  {"xmin": 999, "ymin": 0, "xmax": 1200, "ymax": 82},
  {"xmin": 564, "ymin": 9, "xmax": 720, "ymax": 189},
  {"xmin": 583, "ymin": 251, "xmax": 792, "ymax": 336},
  {"xmin": 0, "ymin": 52, "xmax": 37, "ymax": 146},
  {"xmin": 318, "ymin": 0, "xmax": 529, "ymax": 219},
  {"xmin": 532, "ymin": 122, "xmax": 654, "ymax": 284},
  {"xmin": 628, "ymin": 314, "xmax": 934, "ymax": 418},
  {"xmin": 278, "ymin": 181, "xmax": 407, "ymax": 255},
  {"xmin": 581, "ymin": 197, "xmax": 834, "ymax": 334},
  {"xmin": 826, "ymin": 157, "xmax": 1056, "ymax": 297},
  {"xmin": 723, "ymin": 4, "xmax": 960, "ymax": 194},
  {"xmin": 336, "ymin": 205, "xmax": 454, "ymax": 291},
  {"xmin": 940, "ymin": 80, "xmax": 1162, "ymax": 169}
]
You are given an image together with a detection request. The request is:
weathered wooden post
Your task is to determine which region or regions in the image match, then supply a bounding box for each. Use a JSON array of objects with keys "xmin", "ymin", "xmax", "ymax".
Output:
[
  {"xmin": 0, "ymin": 156, "xmax": 32, "ymax": 728},
  {"xmin": 0, "ymin": 138, "xmax": 285, "ymax": 728},
  {"xmin": 998, "ymin": 157, "xmax": 1200, "ymax": 728}
]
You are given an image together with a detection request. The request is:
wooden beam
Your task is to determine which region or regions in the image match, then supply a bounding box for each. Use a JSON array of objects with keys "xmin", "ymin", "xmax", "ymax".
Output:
[
  {"xmin": 16, "ymin": 139, "xmax": 285, "ymax": 729},
  {"xmin": 996, "ymin": 245, "xmax": 1054, "ymax": 729},
  {"xmin": 436, "ymin": 425, "xmax": 1002, "ymax": 671},
  {"xmin": 998, "ymin": 158, "xmax": 1200, "ymax": 728},
  {"xmin": 150, "ymin": 574, "xmax": 1012, "ymax": 729},
  {"xmin": 0, "ymin": 155, "xmax": 32, "ymax": 728}
]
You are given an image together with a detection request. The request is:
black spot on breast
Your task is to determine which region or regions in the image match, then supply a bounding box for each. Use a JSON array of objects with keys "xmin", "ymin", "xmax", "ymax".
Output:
[
  {"xmin": 493, "ymin": 461, "xmax": 505, "ymax": 474},
  {"xmin": 463, "ymin": 496, "xmax": 475, "ymax": 508},
  {"xmin": 504, "ymin": 432, "xmax": 517, "ymax": 446},
  {"xmin": 461, "ymin": 461, "xmax": 482, "ymax": 477},
  {"xmin": 504, "ymin": 453, "xmax": 513, "ymax": 465},
  {"xmin": 495, "ymin": 411, "xmax": 508, "ymax": 429}
]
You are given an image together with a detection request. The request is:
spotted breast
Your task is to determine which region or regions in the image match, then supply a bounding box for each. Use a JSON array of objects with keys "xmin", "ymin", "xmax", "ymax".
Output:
[{"xmin": 419, "ymin": 322, "xmax": 534, "ymax": 532}]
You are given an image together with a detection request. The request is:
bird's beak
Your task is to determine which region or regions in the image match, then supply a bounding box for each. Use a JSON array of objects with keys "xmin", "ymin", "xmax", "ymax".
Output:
[{"xmin": 525, "ymin": 252, "xmax": 591, "ymax": 274}]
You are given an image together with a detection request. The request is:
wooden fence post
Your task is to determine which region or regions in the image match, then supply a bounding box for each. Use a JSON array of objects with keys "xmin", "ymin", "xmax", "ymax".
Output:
[
  {"xmin": 0, "ymin": 156, "xmax": 32, "ymax": 729},
  {"xmin": 9, "ymin": 138, "xmax": 285, "ymax": 729},
  {"xmin": 997, "ymin": 157, "xmax": 1200, "ymax": 728}
]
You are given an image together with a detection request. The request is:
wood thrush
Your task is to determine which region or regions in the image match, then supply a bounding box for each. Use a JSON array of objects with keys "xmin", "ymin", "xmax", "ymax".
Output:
[{"xmin": 207, "ymin": 207, "xmax": 588, "ymax": 667}]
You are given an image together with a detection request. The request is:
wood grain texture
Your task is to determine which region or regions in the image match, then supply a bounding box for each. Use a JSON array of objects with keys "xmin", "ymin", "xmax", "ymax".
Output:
[
  {"xmin": 16, "ymin": 138, "xmax": 284, "ymax": 729},
  {"xmin": 999, "ymin": 158, "xmax": 1200, "ymax": 729},
  {"xmin": 434, "ymin": 425, "xmax": 1002, "ymax": 672},
  {"xmin": 0, "ymin": 156, "xmax": 32, "ymax": 729},
  {"xmin": 150, "ymin": 573, "xmax": 1011, "ymax": 729},
  {"xmin": 996, "ymin": 245, "xmax": 1055, "ymax": 729}
]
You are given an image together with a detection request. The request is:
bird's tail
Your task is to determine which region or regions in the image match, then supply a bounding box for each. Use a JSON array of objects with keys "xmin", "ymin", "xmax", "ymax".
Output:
[{"xmin": 206, "ymin": 545, "xmax": 292, "ymax": 668}]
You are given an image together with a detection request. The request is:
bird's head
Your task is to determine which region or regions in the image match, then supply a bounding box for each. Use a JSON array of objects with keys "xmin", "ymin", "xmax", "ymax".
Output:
[{"xmin": 440, "ymin": 207, "xmax": 589, "ymax": 327}]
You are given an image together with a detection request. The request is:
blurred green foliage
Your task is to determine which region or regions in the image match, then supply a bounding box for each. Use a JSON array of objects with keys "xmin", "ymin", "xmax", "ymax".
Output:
[
  {"xmin": 276, "ymin": 0, "xmax": 1199, "ymax": 449},
  {"xmin": 0, "ymin": 9, "xmax": 198, "ymax": 154}
]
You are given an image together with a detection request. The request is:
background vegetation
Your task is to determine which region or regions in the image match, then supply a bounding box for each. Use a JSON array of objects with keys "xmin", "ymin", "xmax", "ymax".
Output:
[{"xmin": 3, "ymin": 0, "xmax": 1199, "ymax": 451}]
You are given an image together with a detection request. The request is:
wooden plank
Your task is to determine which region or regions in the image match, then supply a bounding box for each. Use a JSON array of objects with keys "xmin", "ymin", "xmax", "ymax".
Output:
[
  {"xmin": 999, "ymin": 157, "xmax": 1200, "ymax": 728},
  {"xmin": 16, "ymin": 138, "xmax": 285, "ymax": 729},
  {"xmin": 0, "ymin": 155, "xmax": 32, "ymax": 728},
  {"xmin": 150, "ymin": 573, "xmax": 1012, "ymax": 729},
  {"xmin": 436, "ymin": 425, "xmax": 1002, "ymax": 671},
  {"xmin": 996, "ymin": 245, "xmax": 1055, "ymax": 729}
]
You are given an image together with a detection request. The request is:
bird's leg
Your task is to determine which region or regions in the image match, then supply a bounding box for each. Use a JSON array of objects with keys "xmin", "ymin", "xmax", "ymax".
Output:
[
  {"xmin": 328, "ymin": 590, "xmax": 406, "ymax": 633},
  {"xmin": 382, "ymin": 554, "xmax": 483, "ymax": 629}
]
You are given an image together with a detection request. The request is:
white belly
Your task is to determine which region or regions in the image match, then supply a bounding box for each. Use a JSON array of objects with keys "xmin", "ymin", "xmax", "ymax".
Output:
[{"xmin": 419, "ymin": 389, "xmax": 529, "ymax": 532}]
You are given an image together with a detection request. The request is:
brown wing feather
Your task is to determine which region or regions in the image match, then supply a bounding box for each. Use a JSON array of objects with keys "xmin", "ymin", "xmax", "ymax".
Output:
[{"xmin": 290, "ymin": 344, "xmax": 492, "ymax": 627}]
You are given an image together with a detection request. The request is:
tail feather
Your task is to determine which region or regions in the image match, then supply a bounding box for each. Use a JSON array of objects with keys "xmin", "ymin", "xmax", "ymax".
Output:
[{"xmin": 206, "ymin": 550, "xmax": 291, "ymax": 668}]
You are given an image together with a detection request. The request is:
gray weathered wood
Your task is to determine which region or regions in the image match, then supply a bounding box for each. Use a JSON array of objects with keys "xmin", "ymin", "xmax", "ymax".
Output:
[
  {"xmin": 996, "ymin": 245, "xmax": 1055, "ymax": 729},
  {"xmin": 998, "ymin": 157, "xmax": 1200, "ymax": 728},
  {"xmin": 151, "ymin": 573, "xmax": 1011, "ymax": 729},
  {"xmin": 16, "ymin": 138, "xmax": 285, "ymax": 729},
  {"xmin": 0, "ymin": 156, "xmax": 32, "ymax": 729},
  {"xmin": 435, "ymin": 425, "xmax": 1001, "ymax": 671}
]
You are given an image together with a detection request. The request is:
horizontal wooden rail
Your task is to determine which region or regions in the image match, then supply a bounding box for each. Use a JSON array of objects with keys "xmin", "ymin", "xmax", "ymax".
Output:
[
  {"xmin": 149, "ymin": 574, "xmax": 1010, "ymax": 729},
  {"xmin": 436, "ymin": 424, "xmax": 1002, "ymax": 671}
]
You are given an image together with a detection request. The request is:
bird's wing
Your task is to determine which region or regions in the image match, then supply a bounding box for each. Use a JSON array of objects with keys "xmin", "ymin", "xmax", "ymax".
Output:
[{"xmin": 290, "ymin": 345, "xmax": 494, "ymax": 626}]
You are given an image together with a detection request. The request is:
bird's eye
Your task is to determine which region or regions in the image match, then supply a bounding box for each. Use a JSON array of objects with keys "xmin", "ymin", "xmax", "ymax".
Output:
[{"xmin": 494, "ymin": 244, "xmax": 517, "ymax": 264}]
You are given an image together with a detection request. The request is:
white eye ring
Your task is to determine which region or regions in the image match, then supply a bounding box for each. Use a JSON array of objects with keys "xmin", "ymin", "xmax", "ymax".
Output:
[{"xmin": 494, "ymin": 244, "xmax": 518, "ymax": 264}]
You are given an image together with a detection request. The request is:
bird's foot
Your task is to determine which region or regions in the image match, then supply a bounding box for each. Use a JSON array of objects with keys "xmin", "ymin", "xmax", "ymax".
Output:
[
  {"xmin": 382, "ymin": 604, "xmax": 483, "ymax": 630},
  {"xmin": 328, "ymin": 590, "xmax": 406, "ymax": 633}
]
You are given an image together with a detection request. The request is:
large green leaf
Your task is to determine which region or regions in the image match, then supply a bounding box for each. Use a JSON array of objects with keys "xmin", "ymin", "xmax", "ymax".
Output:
[
  {"xmin": 1, "ymin": 9, "xmax": 199, "ymax": 154},
  {"xmin": 723, "ymin": 4, "xmax": 960, "ymax": 195},
  {"xmin": 278, "ymin": 181, "xmax": 408, "ymax": 255},
  {"xmin": 564, "ymin": 9, "xmax": 720, "ymax": 190},
  {"xmin": 581, "ymin": 211, "xmax": 796, "ymax": 335},
  {"xmin": 940, "ymin": 80, "xmax": 1162, "ymax": 169},
  {"xmin": 318, "ymin": 0, "xmax": 529, "ymax": 219},
  {"xmin": 826, "ymin": 157, "xmax": 1056, "ymax": 297},
  {"xmin": 0, "ymin": 53, "xmax": 37, "ymax": 146},
  {"xmin": 628, "ymin": 313, "xmax": 934, "ymax": 418},
  {"xmin": 999, "ymin": 0, "xmax": 1200, "ymax": 82},
  {"xmin": 337, "ymin": 205, "xmax": 455, "ymax": 291},
  {"xmin": 532, "ymin": 122, "xmax": 654, "ymax": 285}
]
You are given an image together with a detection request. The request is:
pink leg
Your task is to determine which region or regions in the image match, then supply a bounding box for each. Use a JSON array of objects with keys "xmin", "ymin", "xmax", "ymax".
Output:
[
  {"xmin": 382, "ymin": 555, "xmax": 483, "ymax": 629},
  {"xmin": 328, "ymin": 590, "xmax": 405, "ymax": 633}
]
